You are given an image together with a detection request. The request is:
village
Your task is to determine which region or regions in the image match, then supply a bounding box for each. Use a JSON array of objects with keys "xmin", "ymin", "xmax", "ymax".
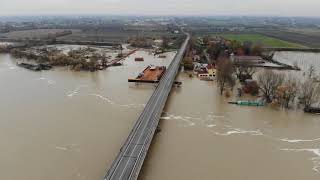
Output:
[{"xmin": 180, "ymin": 35, "xmax": 320, "ymax": 113}]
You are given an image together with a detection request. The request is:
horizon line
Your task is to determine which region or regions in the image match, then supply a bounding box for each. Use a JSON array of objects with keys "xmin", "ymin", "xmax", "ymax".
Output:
[{"xmin": 0, "ymin": 13, "xmax": 320, "ymax": 19}]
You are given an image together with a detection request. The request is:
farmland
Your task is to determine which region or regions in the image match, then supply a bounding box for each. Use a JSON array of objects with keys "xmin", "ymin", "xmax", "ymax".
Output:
[
  {"xmin": 213, "ymin": 33, "xmax": 305, "ymax": 48},
  {"xmin": 256, "ymin": 29, "xmax": 320, "ymax": 48},
  {"xmin": 0, "ymin": 29, "xmax": 75, "ymax": 39},
  {"xmin": 57, "ymin": 29, "xmax": 177, "ymax": 43}
]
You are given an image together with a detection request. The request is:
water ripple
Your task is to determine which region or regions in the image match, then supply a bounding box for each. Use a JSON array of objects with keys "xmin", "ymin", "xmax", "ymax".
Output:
[
  {"xmin": 160, "ymin": 113, "xmax": 197, "ymax": 127},
  {"xmin": 280, "ymin": 138, "xmax": 320, "ymax": 143},
  {"xmin": 88, "ymin": 93, "xmax": 146, "ymax": 109}
]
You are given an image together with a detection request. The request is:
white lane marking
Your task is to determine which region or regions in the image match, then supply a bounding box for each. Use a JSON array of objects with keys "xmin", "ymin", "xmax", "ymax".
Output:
[
  {"xmin": 118, "ymin": 69, "xmax": 169, "ymax": 179},
  {"xmin": 109, "ymin": 35, "xmax": 189, "ymax": 180},
  {"xmin": 127, "ymin": 37, "xmax": 190, "ymax": 179}
]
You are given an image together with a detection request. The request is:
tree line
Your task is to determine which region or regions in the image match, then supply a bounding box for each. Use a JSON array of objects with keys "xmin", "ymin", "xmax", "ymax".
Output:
[{"xmin": 216, "ymin": 57, "xmax": 320, "ymax": 109}]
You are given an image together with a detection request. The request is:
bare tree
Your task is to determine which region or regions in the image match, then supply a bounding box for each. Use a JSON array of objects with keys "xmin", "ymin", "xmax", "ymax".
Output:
[
  {"xmin": 299, "ymin": 80, "xmax": 320, "ymax": 108},
  {"xmin": 161, "ymin": 36, "xmax": 169, "ymax": 50},
  {"xmin": 293, "ymin": 61, "xmax": 299, "ymax": 69},
  {"xmin": 235, "ymin": 65, "xmax": 256, "ymax": 82},
  {"xmin": 217, "ymin": 58, "xmax": 234, "ymax": 95},
  {"xmin": 276, "ymin": 76, "xmax": 299, "ymax": 108},
  {"xmin": 257, "ymin": 70, "xmax": 285, "ymax": 103},
  {"xmin": 118, "ymin": 44, "xmax": 123, "ymax": 57},
  {"xmin": 307, "ymin": 64, "xmax": 316, "ymax": 79}
]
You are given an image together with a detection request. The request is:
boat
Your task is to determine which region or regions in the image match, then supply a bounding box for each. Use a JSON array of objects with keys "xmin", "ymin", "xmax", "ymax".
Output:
[
  {"xmin": 304, "ymin": 107, "xmax": 320, "ymax": 113},
  {"xmin": 38, "ymin": 64, "xmax": 53, "ymax": 70},
  {"xmin": 135, "ymin": 57, "xmax": 144, "ymax": 61},
  {"xmin": 17, "ymin": 62, "xmax": 42, "ymax": 71},
  {"xmin": 17, "ymin": 62, "xmax": 52, "ymax": 71},
  {"xmin": 228, "ymin": 100, "xmax": 264, "ymax": 106},
  {"xmin": 111, "ymin": 62, "xmax": 122, "ymax": 66},
  {"xmin": 128, "ymin": 65, "xmax": 166, "ymax": 83}
]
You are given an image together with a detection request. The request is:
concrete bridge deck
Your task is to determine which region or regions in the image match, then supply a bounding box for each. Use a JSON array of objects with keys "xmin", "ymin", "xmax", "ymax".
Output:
[{"xmin": 103, "ymin": 33, "xmax": 190, "ymax": 180}]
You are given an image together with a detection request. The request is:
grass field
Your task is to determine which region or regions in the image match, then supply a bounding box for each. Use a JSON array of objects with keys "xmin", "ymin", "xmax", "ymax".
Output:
[
  {"xmin": 58, "ymin": 29, "xmax": 176, "ymax": 43},
  {"xmin": 257, "ymin": 30, "xmax": 320, "ymax": 48},
  {"xmin": 215, "ymin": 33, "xmax": 306, "ymax": 48},
  {"xmin": 2, "ymin": 29, "xmax": 76, "ymax": 39},
  {"xmin": 221, "ymin": 34, "xmax": 304, "ymax": 48}
]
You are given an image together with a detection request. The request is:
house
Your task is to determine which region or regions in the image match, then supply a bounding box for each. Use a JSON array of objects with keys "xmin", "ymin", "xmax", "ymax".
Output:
[{"xmin": 197, "ymin": 64, "xmax": 216, "ymax": 81}]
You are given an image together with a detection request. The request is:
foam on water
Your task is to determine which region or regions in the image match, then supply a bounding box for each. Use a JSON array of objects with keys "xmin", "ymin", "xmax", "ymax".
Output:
[
  {"xmin": 161, "ymin": 113, "xmax": 197, "ymax": 127},
  {"xmin": 88, "ymin": 94, "xmax": 115, "ymax": 105},
  {"xmin": 280, "ymin": 138, "xmax": 320, "ymax": 143},
  {"xmin": 207, "ymin": 124, "xmax": 217, "ymax": 128},
  {"xmin": 214, "ymin": 128, "xmax": 263, "ymax": 136},
  {"xmin": 88, "ymin": 93, "xmax": 146, "ymax": 109},
  {"xmin": 54, "ymin": 144, "xmax": 81, "ymax": 152},
  {"xmin": 35, "ymin": 77, "xmax": 56, "ymax": 86},
  {"xmin": 67, "ymin": 85, "xmax": 88, "ymax": 97},
  {"xmin": 119, "ymin": 103, "xmax": 146, "ymax": 108}
]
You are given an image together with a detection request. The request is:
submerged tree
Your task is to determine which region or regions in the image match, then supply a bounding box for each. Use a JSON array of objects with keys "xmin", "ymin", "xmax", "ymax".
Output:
[
  {"xmin": 257, "ymin": 70, "xmax": 285, "ymax": 103},
  {"xmin": 275, "ymin": 76, "xmax": 299, "ymax": 108},
  {"xmin": 182, "ymin": 56, "xmax": 194, "ymax": 70},
  {"xmin": 299, "ymin": 80, "xmax": 320, "ymax": 108},
  {"xmin": 235, "ymin": 65, "xmax": 256, "ymax": 83},
  {"xmin": 217, "ymin": 58, "xmax": 235, "ymax": 95},
  {"xmin": 307, "ymin": 64, "xmax": 316, "ymax": 79}
]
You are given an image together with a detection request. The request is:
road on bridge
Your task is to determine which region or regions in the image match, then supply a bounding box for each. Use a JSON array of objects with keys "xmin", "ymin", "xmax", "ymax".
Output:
[{"xmin": 103, "ymin": 33, "xmax": 190, "ymax": 180}]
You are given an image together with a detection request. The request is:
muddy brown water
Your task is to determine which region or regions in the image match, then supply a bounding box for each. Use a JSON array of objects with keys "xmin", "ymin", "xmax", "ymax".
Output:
[{"xmin": 0, "ymin": 51, "xmax": 320, "ymax": 180}]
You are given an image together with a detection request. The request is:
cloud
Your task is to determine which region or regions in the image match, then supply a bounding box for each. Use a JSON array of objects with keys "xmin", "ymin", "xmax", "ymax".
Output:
[{"xmin": 0, "ymin": 0, "xmax": 319, "ymax": 16}]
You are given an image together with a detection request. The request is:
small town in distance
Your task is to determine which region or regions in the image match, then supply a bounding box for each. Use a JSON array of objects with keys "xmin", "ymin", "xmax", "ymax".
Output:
[{"xmin": 1, "ymin": 1, "xmax": 320, "ymax": 180}]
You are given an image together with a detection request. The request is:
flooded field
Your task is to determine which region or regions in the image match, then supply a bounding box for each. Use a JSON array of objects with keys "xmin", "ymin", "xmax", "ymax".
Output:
[
  {"xmin": 274, "ymin": 51, "xmax": 320, "ymax": 73},
  {"xmin": 0, "ymin": 49, "xmax": 320, "ymax": 180}
]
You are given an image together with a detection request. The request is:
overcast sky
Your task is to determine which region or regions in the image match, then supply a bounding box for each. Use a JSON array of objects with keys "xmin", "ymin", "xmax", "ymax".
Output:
[{"xmin": 1, "ymin": 0, "xmax": 320, "ymax": 16}]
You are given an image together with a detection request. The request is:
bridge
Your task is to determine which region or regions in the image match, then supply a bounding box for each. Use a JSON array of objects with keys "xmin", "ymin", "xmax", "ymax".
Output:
[{"xmin": 103, "ymin": 33, "xmax": 190, "ymax": 180}]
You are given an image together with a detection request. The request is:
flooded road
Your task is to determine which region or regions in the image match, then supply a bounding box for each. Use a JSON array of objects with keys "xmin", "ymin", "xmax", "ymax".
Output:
[{"xmin": 0, "ymin": 50, "xmax": 320, "ymax": 180}]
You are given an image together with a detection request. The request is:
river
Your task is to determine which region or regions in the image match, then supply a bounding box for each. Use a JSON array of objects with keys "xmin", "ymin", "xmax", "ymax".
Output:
[
  {"xmin": 0, "ymin": 50, "xmax": 174, "ymax": 180},
  {"xmin": 0, "ymin": 50, "xmax": 320, "ymax": 180},
  {"xmin": 140, "ymin": 72, "xmax": 320, "ymax": 180}
]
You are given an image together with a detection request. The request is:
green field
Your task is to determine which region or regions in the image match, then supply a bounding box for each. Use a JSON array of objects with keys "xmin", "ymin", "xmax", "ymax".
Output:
[{"xmin": 215, "ymin": 33, "xmax": 306, "ymax": 48}]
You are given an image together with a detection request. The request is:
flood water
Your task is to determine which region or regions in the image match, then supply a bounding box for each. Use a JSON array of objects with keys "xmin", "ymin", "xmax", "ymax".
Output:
[
  {"xmin": 0, "ymin": 50, "xmax": 175, "ymax": 180},
  {"xmin": 274, "ymin": 51, "xmax": 320, "ymax": 73},
  {"xmin": 140, "ymin": 73, "xmax": 320, "ymax": 180},
  {"xmin": 1, "ymin": 50, "xmax": 320, "ymax": 180}
]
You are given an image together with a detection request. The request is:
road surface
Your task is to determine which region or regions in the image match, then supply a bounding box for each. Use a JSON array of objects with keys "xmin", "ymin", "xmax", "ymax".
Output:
[{"xmin": 103, "ymin": 33, "xmax": 190, "ymax": 180}]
